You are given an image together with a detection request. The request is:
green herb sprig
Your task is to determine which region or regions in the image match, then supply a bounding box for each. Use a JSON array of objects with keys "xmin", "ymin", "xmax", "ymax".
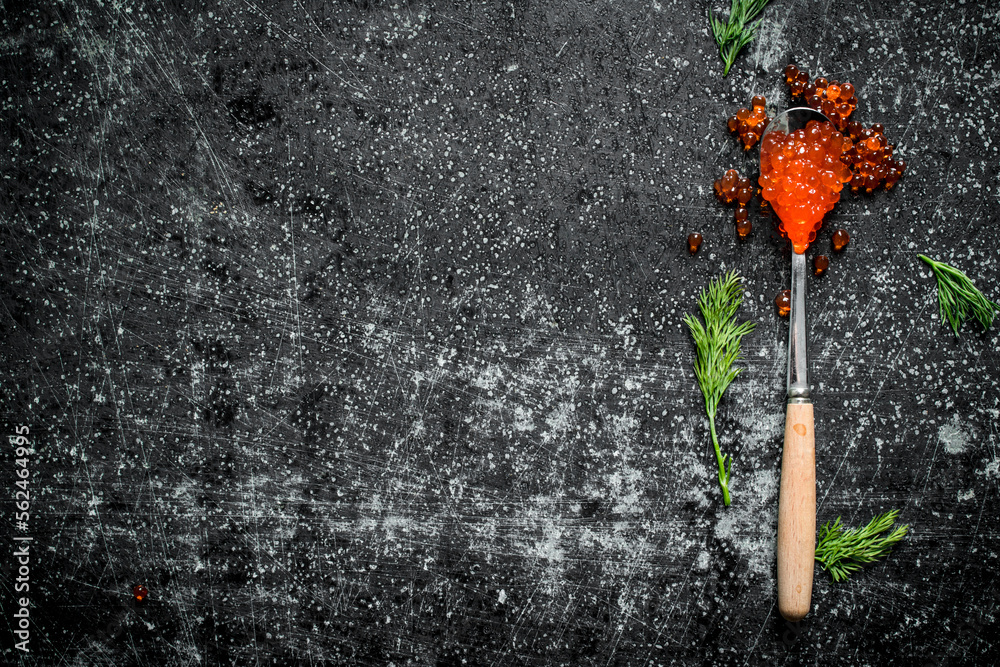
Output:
[
  {"xmin": 708, "ymin": 0, "xmax": 772, "ymax": 77},
  {"xmin": 918, "ymin": 255, "xmax": 999, "ymax": 336},
  {"xmin": 815, "ymin": 510, "xmax": 908, "ymax": 582},
  {"xmin": 683, "ymin": 271, "xmax": 756, "ymax": 506}
]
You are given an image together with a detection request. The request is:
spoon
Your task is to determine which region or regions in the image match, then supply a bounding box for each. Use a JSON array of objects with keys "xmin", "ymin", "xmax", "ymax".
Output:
[{"xmin": 760, "ymin": 107, "xmax": 830, "ymax": 622}]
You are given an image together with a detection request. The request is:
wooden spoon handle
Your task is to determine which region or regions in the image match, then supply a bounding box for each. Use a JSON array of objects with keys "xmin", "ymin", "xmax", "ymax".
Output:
[{"xmin": 777, "ymin": 400, "xmax": 816, "ymax": 622}]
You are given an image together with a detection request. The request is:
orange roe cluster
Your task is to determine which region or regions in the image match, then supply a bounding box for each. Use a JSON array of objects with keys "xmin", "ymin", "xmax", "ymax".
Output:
[
  {"xmin": 784, "ymin": 65, "xmax": 858, "ymax": 131},
  {"xmin": 727, "ymin": 95, "xmax": 770, "ymax": 150},
  {"xmin": 713, "ymin": 168, "xmax": 754, "ymax": 238},
  {"xmin": 714, "ymin": 169, "xmax": 753, "ymax": 206},
  {"xmin": 842, "ymin": 122, "xmax": 907, "ymax": 192},
  {"xmin": 759, "ymin": 120, "xmax": 853, "ymax": 253}
]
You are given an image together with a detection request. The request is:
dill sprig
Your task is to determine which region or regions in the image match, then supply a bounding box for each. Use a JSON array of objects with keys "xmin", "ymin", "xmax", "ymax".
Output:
[
  {"xmin": 815, "ymin": 510, "xmax": 908, "ymax": 582},
  {"xmin": 918, "ymin": 255, "xmax": 999, "ymax": 336},
  {"xmin": 682, "ymin": 271, "xmax": 756, "ymax": 506},
  {"xmin": 708, "ymin": 0, "xmax": 772, "ymax": 76}
]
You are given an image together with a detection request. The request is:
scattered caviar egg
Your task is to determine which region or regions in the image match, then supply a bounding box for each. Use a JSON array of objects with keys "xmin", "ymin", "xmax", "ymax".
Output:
[
  {"xmin": 840, "ymin": 123, "xmax": 905, "ymax": 191},
  {"xmin": 736, "ymin": 217, "xmax": 752, "ymax": 239},
  {"xmin": 735, "ymin": 206, "xmax": 749, "ymax": 223},
  {"xmin": 133, "ymin": 585, "xmax": 148, "ymax": 602},
  {"xmin": 775, "ymin": 290, "xmax": 792, "ymax": 317},
  {"xmin": 714, "ymin": 168, "xmax": 743, "ymax": 205},
  {"xmin": 813, "ymin": 255, "xmax": 830, "ymax": 275},
  {"xmin": 783, "ymin": 65, "xmax": 857, "ymax": 130},
  {"xmin": 790, "ymin": 70, "xmax": 809, "ymax": 97},
  {"xmin": 688, "ymin": 232, "xmax": 703, "ymax": 254},
  {"xmin": 759, "ymin": 120, "xmax": 852, "ymax": 253},
  {"xmin": 885, "ymin": 160, "xmax": 905, "ymax": 190},
  {"xmin": 722, "ymin": 169, "xmax": 738, "ymax": 188},
  {"xmin": 729, "ymin": 96, "xmax": 770, "ymax": 149},
  {"xmin": 832, "ymin": 229, "xmax": 850, "ymax": 252}
]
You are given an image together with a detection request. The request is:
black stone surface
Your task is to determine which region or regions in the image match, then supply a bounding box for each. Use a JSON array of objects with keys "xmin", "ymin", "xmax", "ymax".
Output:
[{"xmin": 2, "ymin": 1, "xmax": 998, "ymax": 665}]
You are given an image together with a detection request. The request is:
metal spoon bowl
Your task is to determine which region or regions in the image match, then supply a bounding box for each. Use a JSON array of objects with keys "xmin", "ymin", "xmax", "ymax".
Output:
[{"xmin": 762, "ymin": 106, "xmax": 829, "ymax": 140}]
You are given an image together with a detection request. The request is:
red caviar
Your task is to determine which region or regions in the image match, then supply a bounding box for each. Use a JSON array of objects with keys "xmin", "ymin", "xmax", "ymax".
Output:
[
  {"xmin": 831, "ymin": 228, "xmax": 850, "ymax": 252},
  {"xmin": 784, "ymin": 64, "xmax": 858, "ymax": 131},
  {"xmin": 728, "ymin": 95, "xmax": 770, "ymax": 149},
  {"xmin": 784, "ymin": 64, "xmax": 906, "ymax": 192},
  {"xmin": 714, "ymin": 168, "xmax": 741, "ymax": 205},
  {"xmin": 687, "ymin": 232, "xmax": 703, "ymax": 254},
  {"xmin": 758, "ymin": 120, "xmax": 852, "ymax": 253},
  {"xmin": 775, "ymin": 290, "xmax": 792, "ymax": 317},
  {"xmin": 843, "ymin": 122, "xmax": 907, "ymax": 191}
]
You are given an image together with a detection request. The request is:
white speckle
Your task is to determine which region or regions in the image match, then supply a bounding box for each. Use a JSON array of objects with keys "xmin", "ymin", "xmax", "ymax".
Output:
[
  {"xmin": 497, "ymin": 589, "xmax": 507, "ymax": 604},
  {"xmin": 714, "ymin": 468, "xmax": 778, "ymax": 583},
  {"xmin": 513, "ymin": 405, "xmax": 535, "ymax": 432},
  {"xmin": 938, "ymin": 414, "xmax": 972, "ymax": 455}
]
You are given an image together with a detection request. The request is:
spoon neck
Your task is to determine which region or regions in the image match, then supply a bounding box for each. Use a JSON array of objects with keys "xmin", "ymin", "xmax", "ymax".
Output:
[{"xmin": 787, "ymin": 251, "xmax": 810, "ymax": 401}]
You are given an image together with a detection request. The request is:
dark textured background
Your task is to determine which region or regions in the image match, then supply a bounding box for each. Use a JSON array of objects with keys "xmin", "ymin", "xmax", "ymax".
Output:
[{"xmin": 2, "ymin": 1, "xmax": 998, "ymax": 665}]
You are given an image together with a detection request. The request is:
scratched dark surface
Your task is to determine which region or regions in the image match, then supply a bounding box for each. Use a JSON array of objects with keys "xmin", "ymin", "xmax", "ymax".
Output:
[{"xmin": 1, "ymin": 0, "xmax": 998, "ymax": 665}]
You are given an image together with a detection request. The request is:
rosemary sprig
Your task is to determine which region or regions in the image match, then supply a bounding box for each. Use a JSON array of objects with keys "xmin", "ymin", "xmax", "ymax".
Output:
[
  {"xmin": 815, "ymin": 510, "xmax": 908, "ymax": 582},
  {"xmin": 918, "ymin": 255, "xmax": 999, "ymax": 336},
  {"xmin": 708, "ymin": 0, "xmax": 772, "ymax": 76},
  {"xmin": 682, "ymin": 271, "xmax": 755, "ymax": 506}
]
